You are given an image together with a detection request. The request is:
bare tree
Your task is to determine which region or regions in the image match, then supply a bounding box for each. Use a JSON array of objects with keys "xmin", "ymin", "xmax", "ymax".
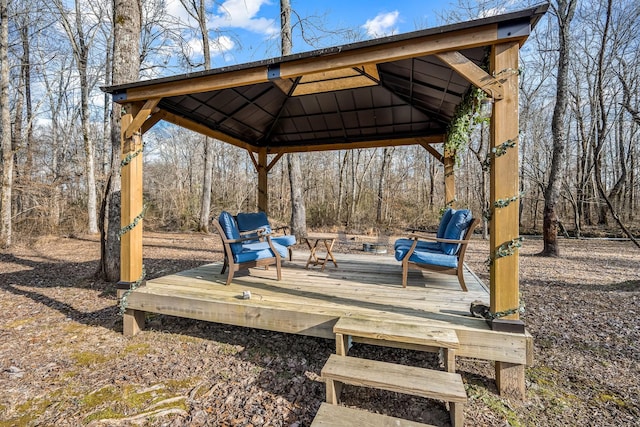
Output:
[
  {"xmin": 52, "ymin": 0, "xmax": 101, "ymax": 234},
  {"xmin": 177, "ymin": 0, "xmax": 214, "ymax": 232},
  {"xmin": 0, "ymin": 0, "xmax": 12, "ymax": 247},
  {"xmin": 97, "ymin": 0, "xmax": 141, "ymax": 281},
  {"xmin": 539, "ymin": 0, "xmax": 577, "ymax": 257},
  {"xmin": 280, "ymin": 0, "xmax": 306, "ymax": 237}
]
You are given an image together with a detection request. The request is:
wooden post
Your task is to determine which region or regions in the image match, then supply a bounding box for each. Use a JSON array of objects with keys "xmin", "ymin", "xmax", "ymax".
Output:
[
  {"xmin": 120, "ymin": 102, "xmax": 144, "ymax": 287},
  {"xmin": 489, "ymin": 42, "xmax": 525, "ymax": 398},
  {"xmin": 257, "ymin": 147, "xmax": 268, "ymax": 213},
  {"xmin": 444, "ymin": 147, "xmax": 455, "ymax": 207}
]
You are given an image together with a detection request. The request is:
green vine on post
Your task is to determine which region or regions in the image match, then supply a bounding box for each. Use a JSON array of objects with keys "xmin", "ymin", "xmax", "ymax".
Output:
[
  {"xmin": 490, "ymin": 298, "xmax": 525, "ymax": 319},
  {"xmin": 481, "ymin": 138, "xmax": 517, "ymax": 171},
  {"xmin": 494, "ymin": 192, "xmax": 523, "ymax": 209},
  {"xmin": 485, "ymin": 236, "xmax": 524, "ymax": 267},
  {"xmin": 119, "ymin": 203, "xmax": 148, "ymax": 237},
  {"xmin": 444, "ymin": 87, "xmax": 486, "ymax": 164},
  {"xmin": 119, "ymin": 265, "xmax": 146, "ymax": 315}
]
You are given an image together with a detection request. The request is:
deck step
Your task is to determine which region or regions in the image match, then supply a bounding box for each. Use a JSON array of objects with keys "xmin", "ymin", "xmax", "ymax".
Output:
[
  {"xmin": 333, "ymin": 317, "xmax": 459, "ymax": 372},
  {"xmin": 333, "ymin": 317, "xmax": 459, "ymax": 349},
  {"xmin": 321, "ymin": 354, "xmax": 466, "ymax": 426},
  {"xmin": 311, "ymin": 402, "xmax": 437, "ymax": 427}
]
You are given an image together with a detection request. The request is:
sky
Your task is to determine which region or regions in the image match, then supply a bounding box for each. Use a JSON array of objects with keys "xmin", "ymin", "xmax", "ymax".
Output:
[{"xmin": 162, "ymin": 0, "xmax": 467, "ymax": 71}]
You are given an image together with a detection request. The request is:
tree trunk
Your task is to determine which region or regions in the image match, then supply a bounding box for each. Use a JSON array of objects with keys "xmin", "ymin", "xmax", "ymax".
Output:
[
  {"xmin": 540, "ymin": 0, "xmax": 577, "ymax": 257},
  {"xmin": 281, "ymin": 0, "xmax": 306, "ymax": 237},
  {"xmin": 193, "ymin": 0, "xmax": 214, "ymax": 232},
  {"xmin": 199, "ymin": 137, "xmax": 214, "ymax": 232},
  {"xmin": 0, "ymin": 0, "xmax": 12, "ymax": 248},
  {"xmin": 376, "ymin": 148, "xmax": 390, "ymax": 223},
  {"xmin": 97, "ymin": 0, "xmax": 141, "ymax": 281}
]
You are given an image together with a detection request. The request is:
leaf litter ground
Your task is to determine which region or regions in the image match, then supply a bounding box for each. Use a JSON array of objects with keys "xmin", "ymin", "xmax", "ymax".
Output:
[{"xmin": 0, "ymin": 233, "xmax": 638, "ymax": 426}]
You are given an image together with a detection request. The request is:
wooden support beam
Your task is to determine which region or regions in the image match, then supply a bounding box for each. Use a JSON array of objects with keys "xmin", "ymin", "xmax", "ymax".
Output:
[
  {"xmin": 278, "ymin": 25, "xmax": 499, "ymax": 81},
  {"xmin": 118, "ymin": 25, "xmax": 510, "ymax": 103},
  {"xmin": 420, "ymin": 141, "xmax": 444, "ymax": 163},
  {"xmin": 436, "ymin": 51, "xmax": 504, "ymax": 99},
  {"xmin": 444, "ymin": 147, "xmax": 455, "ymax": 207},
  {"xmin": 247, "ymin": 149, "xmax": 259, "ymax": 170},
  {"xmin": 140, "ymin": 109, "xmax": 166, "ymax": 135},
  {"xmin": 489, "ymin": 41, "xmax": 524, "ymax": 399},
  {"xmin": 267, "ymin": 135, "xmax": 445, "ymax": 154},
  {"xmin": 257, "ymin": 148, "xmax": 268, "ymax": 213},
  {"xmin": 266, "ymin": 152, "xmax": 284, "ymax": 172},
  {"xmin": 120, "ymin": 103, "xmax": 144, "ymax": 287},
  {"xmin": 125, "ymin": 98, "xmax": 161, "ymax": 138},
  {"xmin": 160, "ymin": 110, "xmax": 254, "ymax": 152}
]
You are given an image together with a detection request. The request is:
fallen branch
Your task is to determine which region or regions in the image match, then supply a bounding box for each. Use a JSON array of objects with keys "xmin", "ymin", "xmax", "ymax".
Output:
[{"xmin": 90, "ymin": 408, "xmax": 188, "ymax": 426}]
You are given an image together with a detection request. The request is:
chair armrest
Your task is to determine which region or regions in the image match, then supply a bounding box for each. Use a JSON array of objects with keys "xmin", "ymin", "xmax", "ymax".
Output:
[
  {"xmin": 222, "ymin": 234, "xmax": 265, "ymax": 244},
  {"xmin": 239, "ymin": 227, "xmax": 268, "ymax": 236},
  {"xmin": 434, "ymin": 236, "xmax": 470, "ymax": 244},
  {"xmin": 405, "ymin": 227, "xmax": 432, "ymax": 233},
  {"xmin": 271, "ymin": 225, "xmax": 290, "ymax": 235},
  {"xmin": 399, "ymin": 234, "xmax": 469, "ymax": 244},
  {"xmin": 399, "ymin": 233, "xmax": 438, "ymax": 242}
]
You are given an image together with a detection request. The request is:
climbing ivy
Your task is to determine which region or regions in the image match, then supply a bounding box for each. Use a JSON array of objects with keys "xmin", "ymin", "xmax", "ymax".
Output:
[{"xmin": 444, "ymin": 87, "xmax": 488, "ymax": 163}]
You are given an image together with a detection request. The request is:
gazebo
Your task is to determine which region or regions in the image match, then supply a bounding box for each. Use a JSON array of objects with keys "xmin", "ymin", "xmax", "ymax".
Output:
[{"xmin": 103, "ymin": 4, "xmax": 548, "ymax": 401}]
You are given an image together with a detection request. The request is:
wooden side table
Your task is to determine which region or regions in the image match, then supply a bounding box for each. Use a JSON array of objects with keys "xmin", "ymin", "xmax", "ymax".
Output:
[{"xmin": 303, "ymin": 234, "xmax": 338, "ymax": 271}]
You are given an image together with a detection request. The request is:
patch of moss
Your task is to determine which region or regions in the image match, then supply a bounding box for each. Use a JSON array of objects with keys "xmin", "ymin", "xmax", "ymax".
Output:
[
  {"xmin": 466, "ymin": 384, "xmax": 523, "ymax": 427},
  {"xmin": 218, "ymin": 342, "xmax": 240, "ymax": 355},
  {"xmin": 71, "ymin": 351, "xmax": 109, "ymax": 366},
  {"xmin": 4, "ymin": 317, "xmax": 35, "ymax": 328},
  {"xmin": 123, "ymin": 342, "xmax": 151, "ymax": 356},
  {"xmin": 82, "ymin": 386, "xmax": 122, "ymax": 409},
  {"xmin": 598, "ymin": 393, "xmax": 627, "ymax": 408},
  {"xmin": 527, "ymin": 366, "xmax": 557, "ymax": 386},
  {"xmin": 0, "ymin": 414, "xmax": 34, "ymax": 427},
  {"xmin": 165, "ymin": 377, "xmax": 201, "ymax": 392},
  {"xmin": 4, "ymin": 398, "xmax": 53, "ymax": 427},
  {"xmin": 84, "ymin": 408, "xmax": 124, "ymax": 423},
  {"xmin": 64, "ymin": 323, "xmax": 88, "ymax": 334}
]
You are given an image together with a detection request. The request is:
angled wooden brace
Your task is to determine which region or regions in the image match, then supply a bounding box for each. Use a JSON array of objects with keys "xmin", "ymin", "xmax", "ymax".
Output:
[
  {"xmin": 436, "ymin": 51, "xmax": 504, "ymax": 100},
  {"xmin": 125, "ymin": 98, "xmax": 162, "ymax": 138}
]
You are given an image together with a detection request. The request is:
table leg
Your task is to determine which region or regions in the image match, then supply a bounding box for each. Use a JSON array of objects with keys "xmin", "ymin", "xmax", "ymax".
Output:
[
  {"xmin": 305, "ymin": 238, "xmax": 320, "ymax": 269},
  {"xmin": 321, "ymin": 238, "xmax": 338, "ymax": 271}
]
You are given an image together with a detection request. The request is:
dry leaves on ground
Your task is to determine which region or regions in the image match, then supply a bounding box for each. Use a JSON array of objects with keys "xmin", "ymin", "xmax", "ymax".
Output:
[{"xmin": 0, "ymin": 233, "xmax": 638, "ymax": 426}]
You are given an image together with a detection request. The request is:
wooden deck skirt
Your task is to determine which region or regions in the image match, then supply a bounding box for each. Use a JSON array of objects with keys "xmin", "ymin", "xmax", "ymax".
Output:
[{"xmin": 125, "ymin": 252, "xmax": 532, "ymax": 366}]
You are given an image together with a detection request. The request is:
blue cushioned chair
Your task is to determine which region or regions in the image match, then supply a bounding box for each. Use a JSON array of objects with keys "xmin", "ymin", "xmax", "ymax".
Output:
[
  {"xmin": 394, "ymin": 209, "xmax": 479, "ymax": 291},
  {"xmin": 213, "ymin": 211, "xmax": 288, "ymax": 285},
  {"xmin": 236, "ymin": 212, "xmax": 296, "ymax": 261}
]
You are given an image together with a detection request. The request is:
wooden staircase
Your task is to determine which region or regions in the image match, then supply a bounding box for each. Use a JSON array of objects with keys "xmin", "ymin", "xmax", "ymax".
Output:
[{"xmin": 312, "ymin": 317, "xmax": 467, "ymax": 427}]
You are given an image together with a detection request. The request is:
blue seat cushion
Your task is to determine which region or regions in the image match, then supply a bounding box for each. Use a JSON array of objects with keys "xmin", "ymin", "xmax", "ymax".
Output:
[
  {"xmin": 234, "ymin": 241, "xmax": 288, "ymax": 263},
  {"xmin": 393, "ymin": 238, "xmax": 441, "ymax": 251},
  {"xmin": 393, "ymin": 209, "xmax": 455, "ymax": 252},
  {"xmin": 236, "ymin": 212, "xmax": 271, "ymax": 234},
  {"xmin": 437, "ymin": 208, "xmax": 455, "ymax": 238},
  {"xmin": 441, "ymin": 209, "xmax": 473, "ymax": 255},
  {"xmin": 272, "ymin": 234, "xmax": 297, "ymax": 247},
  {"xmin": 394, "ymin": 246, "xmax": 458, "ymax": 269},
  {"xmin": 219, "ymin": 211, "xmax": 243, "ymax": 254}
]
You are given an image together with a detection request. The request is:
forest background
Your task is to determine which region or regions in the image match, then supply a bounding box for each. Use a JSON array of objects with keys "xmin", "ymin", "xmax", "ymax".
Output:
[{"xmin": 0, "ymin": 0, "xmax": 639, "ymax": 251}]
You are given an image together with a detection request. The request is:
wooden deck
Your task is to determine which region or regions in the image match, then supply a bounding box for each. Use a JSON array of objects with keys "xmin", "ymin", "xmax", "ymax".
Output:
[{"xmin": 126, "ymin": 252, "xmax": 531, "ymax": 365}]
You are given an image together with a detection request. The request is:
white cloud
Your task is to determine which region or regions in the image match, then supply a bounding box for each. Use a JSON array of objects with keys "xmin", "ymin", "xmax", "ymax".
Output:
[
  {"xmin": 209, "ymin": 0, "xmax": 278, "ymax": 36},
  {"xmin": 363, "ymin": 11, "xmax": 400, "ymax": 38},
  {"xmin": 211, "ymin": 35, "xmax": 235, "ymax": 56}
]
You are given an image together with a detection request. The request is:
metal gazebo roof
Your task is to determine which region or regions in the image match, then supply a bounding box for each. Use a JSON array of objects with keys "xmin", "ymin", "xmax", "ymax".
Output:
[{"xmin": 103, "ymin": 4, "xmax": 548, "ymax": 154}]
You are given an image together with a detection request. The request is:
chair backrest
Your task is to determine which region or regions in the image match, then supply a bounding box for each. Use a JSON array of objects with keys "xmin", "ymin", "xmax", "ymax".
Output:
[
  {"xmin": 436, "ymin": 208, "xmax": 455, "ymax": 239},
  {"xmin": 440, "ymin": 209, "xmax": 473, "ymax": 255},
  {"xmin": 236, "ymin": 211, "xmax": 271, "ymax": 235},
  {"xmin": 218, "ymin": 211, "xmax": 243, "ymax": 254}
]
